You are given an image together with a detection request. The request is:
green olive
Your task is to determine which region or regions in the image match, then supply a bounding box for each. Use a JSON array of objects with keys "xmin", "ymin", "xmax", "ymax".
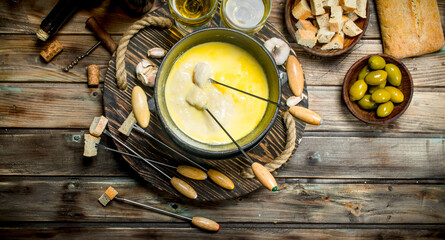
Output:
[
  {"xmin": 368, "ymin": 55, "xmax": 386, "ymax": 70},
  {"xmin": 385, "ymin": 86, "xmax": 404, "ymax": 103},
  {"xmin": 358, "ymin": 94, "xmax": 377, "ymax": 110},
  {"xmin": 358, "ymin": 65, "xmax": 370, "ymax": 80},
  {"xmin": 365, "ymin": 70, "xmax": 387, "ymax": 85},
  {"xmin": 377, "ymin": 101, "xmax": 394, "ymax": 118},
  {"xmin": 349, "ymin": 79, "xmax": 368, "ymax": 101},
  {"xmin": 371, "ymin": 89, "xmax": 391, "ymax": 103},
  {"xmin": 368, "ymin": 80, "xmax": 386, "ymax": 94},
  {"xmin": 385, "ymin": 63, "xmax": 402, "ymax": 86}
]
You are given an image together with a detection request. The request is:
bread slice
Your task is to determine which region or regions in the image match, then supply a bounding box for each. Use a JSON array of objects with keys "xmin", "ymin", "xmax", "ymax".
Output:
[
  {"xmin": 322, "ymin": 0, "xmax": 339, "ymax": 8},
  {"xmin": 310, "ymin": 0, "xmax": 325, "ymax": 15},
  {"xmin": 296, "ymin": 29, "xmax": 318, "ymax": 48},
  {"xmin": 89, "ymin": 116, "xmax": 108, "ymax": 137},
  {"xmin": 316, "ymin": 13, "xmax": 330, "ymax": 29},
  {"xmin": 292, "ymin": 0, "xmax": 313, "ymax": 20},
  {"xmin": 354, "ymin": 0, "xmax": 367, "ymax": 18},
  {"xmin": 83, "ymin": 134, "xmax": 100, "ymax": 157},
  {"xmin": 118, "ymin": 111, "xmax": 137, "ymax": 136},
  {"xmin": 342, "ymin": 19, "xmax": 363, "ymax": 36},
  {"xmin": 317, "ymin": 28, "xmax": 336, "ymax": 43},
  {"xmin": 296, "ymin": 19, "xmax": 318, "ymax": 32},
  {"xmin": 346, "ymin": 11, "xmax": 359, "ymax": 21},
  {"xmin": 321, "ymin": 33, "xmax": 344, "ymax": 50},
  {"xmin": 340, "ymin": 0, "xmax": 356, "ymax": 13},
  {"xmin": 329, "ymin": 6, "xmax": 343, "ymax": 32}
]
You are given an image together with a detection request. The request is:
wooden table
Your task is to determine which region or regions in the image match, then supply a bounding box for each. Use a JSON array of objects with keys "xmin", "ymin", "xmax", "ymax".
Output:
[{"xmin": 1, "ymin": 0, "xmax": 444, "ymax": 238}]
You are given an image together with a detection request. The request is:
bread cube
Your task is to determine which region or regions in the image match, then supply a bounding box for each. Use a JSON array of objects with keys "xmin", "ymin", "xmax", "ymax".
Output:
[
  {"xmin": 296, "ymin": 29, "xmax": 318, "ymax": 48},
  {"xmin": 292, "ymin": 0, "xmax": 313, "ymax": 20},
  {"xmin": 342, "ymin": 19, "xmax": 363, "ymax": 37},
  {"xmin": 295, "ymin": 19, "xmax": 318, "ymax": 32},
  {"xmin": 354, "ymin": 0, "xmax": 367, "ymax": 18},
  {"xmin": 310, "ymin": 0, "xmax": 326, "ymax": 15},
  {"xmin": 329, "ymin": 6, "xmax": 343, "ymax": 32},
  {"xmin": 321, "ymin": 33, "xmax": 344, "ymax": 50},
  {"xmin": 340, "ymin": 0, "xmax": 356, "ymax": 13}
]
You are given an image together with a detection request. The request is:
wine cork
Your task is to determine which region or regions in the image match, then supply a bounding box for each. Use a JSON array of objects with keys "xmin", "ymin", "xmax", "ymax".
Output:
[
  {"xmin": 40, "ymin": 40, "xmax": 63, "ymax": 62},
  {"xmin": 87, "ymin": 65, "xmax": 99, "ymax": 87}
]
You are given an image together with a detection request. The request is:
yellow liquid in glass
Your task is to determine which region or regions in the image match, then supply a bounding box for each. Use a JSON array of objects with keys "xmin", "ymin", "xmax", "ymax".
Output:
[{"xmin": 165, "ymin": 42, "xmax": 269, "ymax": 144}]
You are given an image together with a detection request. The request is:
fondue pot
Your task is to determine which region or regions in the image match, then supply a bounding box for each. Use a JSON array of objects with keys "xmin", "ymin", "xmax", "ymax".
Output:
[{"xmin": 154, "ymin": 28, "xmax": 281, "ymax": 159}]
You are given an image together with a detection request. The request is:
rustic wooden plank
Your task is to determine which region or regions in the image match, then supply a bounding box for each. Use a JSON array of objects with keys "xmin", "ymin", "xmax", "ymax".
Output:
[
  {"xmin": 0, "ymin": 35, "xmax": 116, "ymax": 83},
  {"xmin": 1, "ymin": 226, "xmax": 444, "ymax": 240},
  {"xmin": 0, "ymin": 0, "xmax": 386, "ymax": 39},
  {"xmin": 0, "ymin": 0, "xmax": 163, "ymax": 35},
  {"xmin": 0, "ymin": 84, "xmax": 443, "ymax": 133},
  {"xmin": 1, "ymin": 130, "xmax": 444, "ymax": 179},
  {"xmin": 305, "ymin": 86, "xmax": 445, "ymax": 133},
  {"xmin": 1, "ymin": 35, "xmax": 444, "ymax": 87},
  {"xmin": 292, "ymin": 40, "xmax": 445, "ymax": 87},
  {"xmin": 0, "ymin": 83, "xmax": 103, "ymax": 128},
  {"xmin": 0, "ymin": 178, "xmax": 444, "ymax": 223}
]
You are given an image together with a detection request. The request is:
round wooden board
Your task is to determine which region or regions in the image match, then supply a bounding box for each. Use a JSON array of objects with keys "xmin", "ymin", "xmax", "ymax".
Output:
[{"xmin": 104, "ymin": 3, "xmax": 308, "ymax": 201}]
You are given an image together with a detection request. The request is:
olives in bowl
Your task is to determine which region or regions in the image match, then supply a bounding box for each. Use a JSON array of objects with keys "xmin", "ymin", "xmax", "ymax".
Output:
[{"xmin": 343, "ymin": 54, "xmax": 413, "ymax": 124}]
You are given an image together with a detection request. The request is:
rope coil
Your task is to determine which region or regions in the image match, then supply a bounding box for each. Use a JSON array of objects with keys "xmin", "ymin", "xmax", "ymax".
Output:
[
  {"xmin": 115, "ymin": 16, "xmax": 172, "ymax": 91},
  {"xmin": 115, "ymin": 16, "xmax": 297, "ymax": 177}
]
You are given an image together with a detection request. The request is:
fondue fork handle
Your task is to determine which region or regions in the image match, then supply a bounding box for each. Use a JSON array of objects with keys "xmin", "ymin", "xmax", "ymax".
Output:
[
  {"xmin": 133, "ymin": 124, "xmax": 207, "ymax": 172},
  {"xmin": 97, "ymin": 144, "xmax": 207, "ymax": 180},
  {"xmin": 103, "ymin": 130, "xmax": 198, "ymax": 199},
  {"xmin": 205, "ymin": 108, "xmax": 278, "ymax": 191},
  {"xmin": 133, "ymin": 124, "xmax": 235, "ymax": 190},
  {"xmin": 209, "ymin": 78, "xmax": 323, "ymax": 125}
]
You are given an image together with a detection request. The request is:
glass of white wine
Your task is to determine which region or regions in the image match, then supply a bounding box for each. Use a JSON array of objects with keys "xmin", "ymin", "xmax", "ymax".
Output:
[
  {"xmin": 169, "ymin": 0, "xmax": 218, "ymax": 34},
  {"xmin": 220, "ymin": 0, "xmax": 272, "ymax": 35}
]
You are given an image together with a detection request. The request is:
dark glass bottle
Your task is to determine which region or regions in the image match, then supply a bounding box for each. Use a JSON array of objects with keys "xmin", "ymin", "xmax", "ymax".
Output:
[{"xmin": 36, "ymin": 0, "xmax": 80, "ymax": 41}]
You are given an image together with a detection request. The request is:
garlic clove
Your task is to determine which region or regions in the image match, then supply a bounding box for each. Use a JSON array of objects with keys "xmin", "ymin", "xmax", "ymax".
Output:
[
  {"xmin": 286, "ymin": 96, "xmax": 302, "ymax": 107},
  {"xmin": 136, "ymin": 59, "xmax": 158, "ymax": 87},
  {"xmin": 147, "ymin": 47, "xmax": 167, "ymax": 58},
  {"xmin": 264, "ymin": 37, "xmax": 290, "ymax": 66}
]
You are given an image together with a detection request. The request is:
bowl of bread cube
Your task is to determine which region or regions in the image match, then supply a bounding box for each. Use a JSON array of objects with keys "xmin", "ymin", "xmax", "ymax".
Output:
[{"xmin": 285, "ymin": 0, "xmax": 369, "ymax": 56}]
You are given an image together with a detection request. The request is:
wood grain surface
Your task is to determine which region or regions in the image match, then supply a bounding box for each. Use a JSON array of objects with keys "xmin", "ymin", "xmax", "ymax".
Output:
[
  {"xmin": 0, "ymin": 0, "xmax": 444, "ymax": 238},
  {"xmin": 103, "ymin": 4, "xmax": 307, "ymax": 201}
]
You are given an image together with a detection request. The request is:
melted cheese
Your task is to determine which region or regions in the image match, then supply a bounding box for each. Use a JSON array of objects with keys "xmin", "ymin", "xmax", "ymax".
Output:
[{"xmin": 165, "ymin": 42, "xmax": 268, "ymax": 144}]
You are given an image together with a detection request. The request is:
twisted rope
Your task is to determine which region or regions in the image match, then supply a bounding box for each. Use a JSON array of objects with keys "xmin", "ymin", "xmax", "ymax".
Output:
[
  {"xmin": 241, "ymin": 111, "xmax": 297, "ymax": 178},
  {"xmin": 116, "ymin": 16, "xmax": 172, "ymax": 90}
]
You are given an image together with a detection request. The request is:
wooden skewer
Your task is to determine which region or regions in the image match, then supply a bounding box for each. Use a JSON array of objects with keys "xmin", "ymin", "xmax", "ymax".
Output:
[
  {"xmin": 98, "ymin": 187, "xmax": 220, "ymax": 232},
  {"xmin": 209, "ymin": 79, "xmax": 323, "ymax": 125},
  {"xmin": 103, "ymin": 130, "xmax": 198, "ymax": 200},
  {"xmin": 97, "ymin": 144, "xmax": 207, "ymax": 180},
  {"xmin": 133, "ymin": 124, "xmax": 235, "ymax": 190}
]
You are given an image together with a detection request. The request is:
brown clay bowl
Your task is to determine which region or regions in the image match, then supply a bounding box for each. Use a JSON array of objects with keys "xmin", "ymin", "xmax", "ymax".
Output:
[
  {"xmin": 342, "ymin": 54, "xmax": 413, "ymax": 124},
  {"xmin": 284, "ymin": 0, "xmax": 369, "ymax": 57}
]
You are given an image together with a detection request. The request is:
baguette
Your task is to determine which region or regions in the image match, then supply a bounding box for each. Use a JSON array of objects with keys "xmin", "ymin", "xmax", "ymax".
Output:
[{"xmin": 376, "ymin": 0, "xmax": 445, "ymax": 59}]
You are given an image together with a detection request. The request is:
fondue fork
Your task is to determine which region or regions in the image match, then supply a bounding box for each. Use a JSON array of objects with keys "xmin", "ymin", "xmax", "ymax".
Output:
[
  {"xmin": 133, "ymin": 124, "xmax": 235, "ymax": 190},
  {"xmin": 204, "ymin": 107, "xmax": 278, "ymax": 192},
  {"xmin": 104, "ymin": 130, "xmax": 198, "ymax": 200},
  {"xmin": 97, "ymin": 144, "xmax": 207, "ymax": 180},
  {"xmin": 209, "ymin": 78, "xmax": 323, "ymax": 125}
]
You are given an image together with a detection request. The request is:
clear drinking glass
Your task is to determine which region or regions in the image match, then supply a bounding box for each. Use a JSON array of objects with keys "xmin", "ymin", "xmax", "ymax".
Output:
[
  {"xmin": 220, "ymin": 0, "xmax": 272, "ymax": 35},
  {"xmin": 169, "ymin": 0, "xmax": 218, "ymax": 35}
]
